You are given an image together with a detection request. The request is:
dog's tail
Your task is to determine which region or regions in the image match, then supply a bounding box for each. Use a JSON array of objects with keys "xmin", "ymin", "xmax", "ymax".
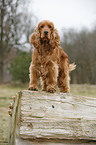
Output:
[{"xmin": 69, "ymin": 63, "xmax": 76, "ymax": 72}]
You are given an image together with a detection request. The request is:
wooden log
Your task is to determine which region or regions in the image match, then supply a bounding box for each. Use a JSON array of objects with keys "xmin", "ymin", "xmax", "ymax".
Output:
[
  {"xmin": 8, "ymin": 92, "xmax": 22, "ymax": 145},
  {"xmin": 8, "ymin": 90, "xmax": 96, "ymax": 145}
]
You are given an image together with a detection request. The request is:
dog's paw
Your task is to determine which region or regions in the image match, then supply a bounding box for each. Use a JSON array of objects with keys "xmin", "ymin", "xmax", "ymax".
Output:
[
  {"xmin": 42, "ymin": 86, "xmax": 46, "ymax": 91},
  {"xmin": 42, "ymin": 88, "xmax": 46, "ymax": 91},
  {"xmin": 46, "ymin": 86, "xmax": 56, "ymax": 93},
  {"xmin": 28, "ymin": 84, "xmax": 38, "ymax": 91},
  {"xmin": 59, "ymin": 87, "xmax": 70, "ymax": 93}
]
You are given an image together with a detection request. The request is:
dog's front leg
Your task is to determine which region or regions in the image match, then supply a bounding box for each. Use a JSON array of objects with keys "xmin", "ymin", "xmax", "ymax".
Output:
[
  {"xmin": 29, "ymin": 63, "xmax": 39, "ymax": 91},
  {"xmin": 46, "ymin": 62, "xmax": 58, "ymax": 93},
  {"xmin": 58, "ymin": 58, "xmax": 70, "ymax": 93}
]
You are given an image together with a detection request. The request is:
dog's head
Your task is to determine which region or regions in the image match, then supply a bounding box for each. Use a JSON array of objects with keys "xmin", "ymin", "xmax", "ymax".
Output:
[
  {"xmin": 38, "ymin": 20, "xmax": 54, "ymax": 43},
  {"xmin": 30, "ymin": 20, "xmax": 60, "ymax": 52}
]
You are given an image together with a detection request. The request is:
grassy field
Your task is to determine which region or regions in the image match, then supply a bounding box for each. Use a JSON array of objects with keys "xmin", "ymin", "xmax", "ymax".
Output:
[
  {"xmin": 0, "ymin": 83, "xmax": 27, "ymax": 145},
  {"xmin": 0, "ymin": 83, "xmax": 96, "ymax": 144},
  {"xmin": 71, "ymin": 84, "xmax": 96, "ymax": 97}
]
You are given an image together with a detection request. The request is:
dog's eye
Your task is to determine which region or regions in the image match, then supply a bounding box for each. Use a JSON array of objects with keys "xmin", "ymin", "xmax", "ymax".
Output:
[
  {"xmin": 49, "ymin": 25, "xmax": 52, "ymax": 28},
  {"xmin": 40, "ymin": 25, "xmax": 43, "ymax": 28}
]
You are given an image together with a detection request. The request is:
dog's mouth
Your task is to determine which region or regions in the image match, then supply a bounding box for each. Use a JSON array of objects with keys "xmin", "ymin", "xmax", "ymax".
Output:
[
  {"xmin": 43, "ymin": 36, "xmax": 48, "ymax": 40},
  {"xmin": 41, "ymin": 36, "xmax": 49, "ymax": 43}
]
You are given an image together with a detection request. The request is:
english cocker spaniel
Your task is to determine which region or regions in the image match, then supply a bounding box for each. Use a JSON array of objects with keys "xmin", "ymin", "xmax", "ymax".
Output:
[{"xmin": 29, "ymin": 20, "xmax": 76, "ymax": 93}]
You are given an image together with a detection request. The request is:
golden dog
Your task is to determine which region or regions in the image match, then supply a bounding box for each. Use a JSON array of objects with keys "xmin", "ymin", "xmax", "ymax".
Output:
[{"xmin": 29, "ymin": 20, "xmax": 76, "ymax": 93}]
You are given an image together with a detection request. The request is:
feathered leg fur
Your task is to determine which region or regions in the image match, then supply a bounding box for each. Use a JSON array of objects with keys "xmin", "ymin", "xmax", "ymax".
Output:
[
  {"xmin": 58, "ymin": 57, "xmax": 70, "ymax": 92},
  {"xmin": 29, "ymin": 63, "xmax": 39, "ymax": 91},
  {"xmin": 42, "ymin": 61, "xmax": 58, "ymax": 93}
]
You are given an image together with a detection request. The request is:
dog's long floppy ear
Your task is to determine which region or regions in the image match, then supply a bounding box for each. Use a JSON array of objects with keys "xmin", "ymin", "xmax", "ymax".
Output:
[
  {"xmin": 50, "ymin": 28, "xmax": 60, "ymax": 49},
  {"xmin": 30, "ymin": 26, "xmax": 41, "ymax": 52}
]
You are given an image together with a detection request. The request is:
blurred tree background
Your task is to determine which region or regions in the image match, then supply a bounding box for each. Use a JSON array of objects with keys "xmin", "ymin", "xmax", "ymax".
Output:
[
  {"xmin": 0, "ymin": 0, "xmax": 35, "ymax": 84},
  {"xmin": 0, "ymin": 0, "xmax": 96, "ymax": 84},
  {"xmin": 61, "ymin": 28, "xmax": 96, "ymax": 84},
  {"xmin": 9, "ymin": 51, "xmax": 31, "ymax": 83}
]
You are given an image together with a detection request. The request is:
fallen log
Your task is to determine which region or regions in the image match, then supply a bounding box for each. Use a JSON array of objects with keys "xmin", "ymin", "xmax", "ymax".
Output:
[{"xmin": 8, "ymin": 90, "xmax": 96, "ymax": 145}]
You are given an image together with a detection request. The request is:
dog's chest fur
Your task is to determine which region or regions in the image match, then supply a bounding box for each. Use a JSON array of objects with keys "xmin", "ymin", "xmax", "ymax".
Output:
[{"xmin": 34, "ymin": 49, "xmax": 58, "ymax": 77}]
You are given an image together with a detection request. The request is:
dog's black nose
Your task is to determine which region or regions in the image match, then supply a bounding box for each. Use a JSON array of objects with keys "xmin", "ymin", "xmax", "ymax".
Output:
[{"xmin": 44, "ymin": 31, "xmax": 48, "ymax": 35}]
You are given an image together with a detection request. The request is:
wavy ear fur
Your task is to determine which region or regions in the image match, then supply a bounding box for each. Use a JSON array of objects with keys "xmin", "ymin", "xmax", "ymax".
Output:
[
  {"xmin": 49, "ymin": 28, "xmax": 60, "ymax": 49},
  {"xmin": 30, "ymin": 27, "xmax": 41, "ymax": 52}
]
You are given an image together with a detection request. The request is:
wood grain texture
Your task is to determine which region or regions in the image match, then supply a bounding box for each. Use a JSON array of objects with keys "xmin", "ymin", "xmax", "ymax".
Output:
[
  {"xmin": 19, "ymin": 90, "xmax": 96, "ymax": 140},
  {"xmin": 8, "ymin": 91, "xmax": 22, "ymax": 145}
]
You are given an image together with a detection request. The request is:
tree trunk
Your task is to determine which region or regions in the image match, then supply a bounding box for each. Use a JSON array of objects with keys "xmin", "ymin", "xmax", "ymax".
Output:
[
  {"xmin": 0, "ymin": 63, "xmax": 3, "ymax": 83},
  {"xmin": 0, "ymin": 0, "xmax": 4, "ymax": 83}
]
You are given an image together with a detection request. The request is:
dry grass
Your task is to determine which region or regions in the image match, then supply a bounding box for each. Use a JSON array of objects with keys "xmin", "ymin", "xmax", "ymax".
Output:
[
  {"xmin": 71, "ymin": 84, "xmax": 96, "ymax": 97},
  {"xmin": 0, "ymin": 83, "xmax": 96, "ymax": 144},
  {"xmin": 0, "ymin": 83, "xmax": 27, "ymax": 144}
]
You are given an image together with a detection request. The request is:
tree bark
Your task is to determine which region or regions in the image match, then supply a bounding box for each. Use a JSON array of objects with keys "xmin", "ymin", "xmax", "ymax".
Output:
[
  {"xmin": 0, "ymin": 62, "xmax": 3, "ymax": 83},
  {"xmin": 0, "ymin": 0, "xmax": 4, "ymax": 83},
  {"xmin": 8, "ymin": 90, "xmax": 96, "ymax": 145}
]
